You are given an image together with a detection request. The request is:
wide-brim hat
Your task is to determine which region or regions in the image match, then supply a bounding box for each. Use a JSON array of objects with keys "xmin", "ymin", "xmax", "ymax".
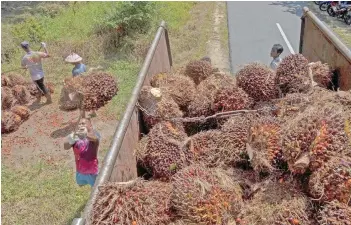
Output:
[{"xmin": 65, "ymin": 53, "xmax": 82, "ymax": 63}]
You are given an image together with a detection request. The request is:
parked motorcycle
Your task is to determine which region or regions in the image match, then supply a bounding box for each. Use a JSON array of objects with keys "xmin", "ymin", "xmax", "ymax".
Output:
[
  {"xmin": 319, "ymin": 1, "xmax": 334, "ymax": 11},
  {"xmin": 344, "ymin": 9, "xmax": 351, "ymax": 24},
  {"xmin": 314, "ymin": 1, "xmax": 321, "ymax": 5},
  {"xmin": 327, "ymin": 2, "xmax": 350, "ymax": 18}
]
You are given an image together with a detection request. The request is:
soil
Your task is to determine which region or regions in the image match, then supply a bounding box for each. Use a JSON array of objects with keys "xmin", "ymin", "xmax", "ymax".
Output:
[
  {"xmin": 207, "ymin": 2, "xmax": 230, "ymax": 73},
  {"xmin": 1, "ymin": 92, "xmax": 118, "ymax": 170}
]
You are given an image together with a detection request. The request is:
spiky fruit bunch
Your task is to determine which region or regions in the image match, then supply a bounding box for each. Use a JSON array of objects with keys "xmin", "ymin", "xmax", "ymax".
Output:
[
  {"xmin": 12, "ymin": 85, "xmax": 31, "ymax": 105},
  {"xmin": 212, "ymin": 87, "xmax": 254, "ymax": 113},
  {"xmin": 1, "ymin": 87, "xmax": 15, "ymax": 110},
  {"xmin": 185, "ymin": 60, "xmax": 213, "ymax": 85},
  {"xmin": 1, "ymin": 111, "xmax": 22, "ymax": 134},
  {"xmin": 59, "ymin": 86, "xmax": 80, "ymax": 110},
  {"xmin": 26, "ymin": 82, "xmax": 55, "ymax": 97},
  {"xmin": 80, "ymin": 72, "xmax": 118, "ymax": 110},
  {"xmin": 139, "ymin": 86, "xmax": 183, "ymax": 129},
  {"xmin": 135, "ymin": 122, "xmax": 189, "ymax": 180},
  {"xmin": 11, "ymin": 105, "xmax": 30, "ymax": 121},
  {"xmin": 171, "ymin": 165, "xmax": 243, "ymax": 224},
  {"xmin": 310, "ymin": 61, "xmax": 333, "ymax": 88},
  {"xmin": 187, "ymin": 129, "xmax": 246, "ymax": 167},
  {"xmin": 283, "ymin": 106, "xmax": 348, "ymax": 174},
  {"xmin": 273, "ymin": 92, "xmax": 310, "ymax": 120},
  {"xmin": 276, "ymin": 54, "xmax": 310, "ymax": 94},
  {"xmin": 90, "ymin": 179, "xmax": 173, "ymax": 225},
  {"xmin": 6, "ymin": 72, "xmax": 28, "ymax": 87},
  {"xmin": 308, "ymin": 156, "xmax": 351, "ymax": 204},
  {"xmin": 237, "ymin": 181, "xmax": 311, "ymax": 225},
  {"xmin": 316, "ymin": 200, "xmax": 351, "ymax": 225},
  {"xmin": 248, "ymin": 116, "xmax": 283, "ymax": 173},
  {"xmin": 236, "ymin": 63, "xmax": 279, "ymax": 102},
  {"xmin": 150, "ymin": 73, "xmax": 196, "ymax": 109},
  {"xmin": 1, "ymin": 75, "xmax": 10, "ymax": 86}
]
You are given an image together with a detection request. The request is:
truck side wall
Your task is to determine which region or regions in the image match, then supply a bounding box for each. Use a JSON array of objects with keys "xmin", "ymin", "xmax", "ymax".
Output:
[
  {"xmin": 300, "ymin": 7, "xmax": 351, "ymax": 91},
  {"xmin": 109, "ymin": 30, "xmax": 172, "ymax": 182}
]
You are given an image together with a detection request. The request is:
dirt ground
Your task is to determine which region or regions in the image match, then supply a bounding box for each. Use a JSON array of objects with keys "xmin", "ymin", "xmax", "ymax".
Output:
[{"xmin": 1, "ymin": 92, "xmax": 119, "ymax": 170}]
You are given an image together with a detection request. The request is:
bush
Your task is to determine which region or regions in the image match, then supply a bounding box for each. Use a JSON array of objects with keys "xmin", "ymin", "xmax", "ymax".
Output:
[
  {"xmin": 96, "ymin": 2, "xmax": 155, "ymax": 37},
  {"xmin": 11, "ymin": 16, "xmax": 46, "ymax": 44}
]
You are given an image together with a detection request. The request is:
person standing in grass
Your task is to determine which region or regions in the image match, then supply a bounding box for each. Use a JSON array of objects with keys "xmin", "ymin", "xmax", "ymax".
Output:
[
  {"xmin": 64, "ymin": 117, "xmax": 101, "ymax": 187},
  {"xmin": 65, "ymin": 53, "xmax": 97, "ymax": 117},
  {"xmin": 21, "ymin": 41, "xmax": 52, "ymax": 104},
  {"xmin": 269, "ymin": 44, "xmax": 284, "ymax": 71}
]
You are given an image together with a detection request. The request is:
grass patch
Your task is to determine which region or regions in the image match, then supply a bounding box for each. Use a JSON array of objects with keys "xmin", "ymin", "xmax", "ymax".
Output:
[
  {"xmin": 2, "ymin": 162, "xmax": 90, "ymax": 225},
  {"xmin": 333, "ymin": 27, "xmax": 351, "ymax": 48}
]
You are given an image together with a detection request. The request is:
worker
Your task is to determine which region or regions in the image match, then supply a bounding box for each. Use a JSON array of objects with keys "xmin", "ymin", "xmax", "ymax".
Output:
[
  {"xmin": 65, "ymin": 53, "xmax": 87, "ymax": 77},
  {"xmin": 64, "ymin": 53, "xmax": 97, "ymax": 117},
  {"xmin": 21, "ymin": 41, "xmax": 52, "ymax": 104},
  {"xmin": 64, "ymin": 117, "xmax": 101, "ymax": 187},
  {"xmin": 270, "ymin": 44, "xmax": 284, "ymax": 71}
]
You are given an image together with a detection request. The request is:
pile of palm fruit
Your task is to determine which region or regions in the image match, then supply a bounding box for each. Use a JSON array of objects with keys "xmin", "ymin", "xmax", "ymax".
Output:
[
  {"xmin": 1, "ymin": 72, "xmax": 54, "ymax": 133},
  {"xmin": 90, "ymin": 54, "xmax": 351, "ymax": 225}
]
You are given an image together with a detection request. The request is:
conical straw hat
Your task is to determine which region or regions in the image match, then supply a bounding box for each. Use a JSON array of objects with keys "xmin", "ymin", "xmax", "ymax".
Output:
[{"xmin": 65, "ymin": 53, "xmax": 82, "ymax": 63}]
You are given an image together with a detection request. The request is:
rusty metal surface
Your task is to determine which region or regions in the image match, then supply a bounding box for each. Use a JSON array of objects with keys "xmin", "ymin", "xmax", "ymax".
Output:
[
  {"xmin": 300, "ymin": 7, "xmax": 351, "ymax": 91},
  {"xmin": 71, "ymin": 21, "xmax": 172, "ymax": 225}
]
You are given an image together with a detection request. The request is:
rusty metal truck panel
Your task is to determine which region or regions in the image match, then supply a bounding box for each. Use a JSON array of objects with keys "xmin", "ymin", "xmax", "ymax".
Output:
[
  {"xmin": 300, "ymin": 7, "xmax": 351, "ymax": 91},
  {"xmin": 71, "ymin": 21, "xmax": 172, "ymax": 225}
]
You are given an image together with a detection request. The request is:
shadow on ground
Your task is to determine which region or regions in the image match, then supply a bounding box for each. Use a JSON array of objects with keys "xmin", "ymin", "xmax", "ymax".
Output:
[
  {"xmin": 51, "ymin": 120, "xmax": 78, "ymax": 139},
  {"xmin": 269, "ymin": 1, "xmax": 308, "ymax": 17}
]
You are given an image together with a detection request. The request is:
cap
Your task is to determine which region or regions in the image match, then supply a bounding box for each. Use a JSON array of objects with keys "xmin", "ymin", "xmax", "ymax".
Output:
[
  {"xmin": 65, "ymin": 53, "xmax": 83, "ymax": 63},
  {"xmin": 20, "ymin": 41, "xmax": 29, "ymax": 48}
]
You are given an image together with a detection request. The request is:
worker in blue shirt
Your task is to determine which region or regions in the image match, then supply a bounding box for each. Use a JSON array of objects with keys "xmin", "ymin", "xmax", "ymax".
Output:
[{"xmin": 65, "ymin": 53, "xmax": 87, "ymax": 77}]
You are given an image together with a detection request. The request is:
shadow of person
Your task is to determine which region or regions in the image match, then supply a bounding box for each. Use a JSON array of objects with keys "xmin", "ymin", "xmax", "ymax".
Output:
[
  {"xmin": 50, "ymin": 119, "xmax": 78, "ymax": 139},
  {"xmin": 28, "ymin": 101, "xmax": 46, "ymax": 111}
]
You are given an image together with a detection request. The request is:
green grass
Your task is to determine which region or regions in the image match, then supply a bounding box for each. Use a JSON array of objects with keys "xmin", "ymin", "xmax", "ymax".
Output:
[
  {"xmin": 333, "ymin": 27, "xmax": 351, "ymax": 48},
  {"xmin": 2, "ymin": 162, "xmax": 90, "ymax": 225}
]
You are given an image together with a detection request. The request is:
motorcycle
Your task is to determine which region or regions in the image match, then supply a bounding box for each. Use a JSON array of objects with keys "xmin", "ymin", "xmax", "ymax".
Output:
[
  {"xmin": 319, "ymin": 1, "xmax": 334, "ymax": 11},
  {"xmin": 314, "ymin": 1, "xmax": 321, "ymax": 4},
  {"xmin": 327, "ymin": 2, "xmax": 350, "ymax": 18},
  {"xmin": 344, "ymin": 9, "xmax": 351, "ymax": 24}
]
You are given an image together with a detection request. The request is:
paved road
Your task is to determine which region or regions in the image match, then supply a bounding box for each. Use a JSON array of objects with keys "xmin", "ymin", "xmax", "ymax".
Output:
[{"xmin": 227, "ymin": 1, "xmax": 307, "ymax": 73}]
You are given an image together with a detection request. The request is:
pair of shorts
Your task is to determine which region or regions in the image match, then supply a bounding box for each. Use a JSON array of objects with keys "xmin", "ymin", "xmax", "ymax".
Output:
[
  {"xmin": 33, "ymin": 77, "xmax": 48, "ymax": 95},
  {"xmin": 76, "ymin": 172, "xmax": 98, "ymax": 187}
]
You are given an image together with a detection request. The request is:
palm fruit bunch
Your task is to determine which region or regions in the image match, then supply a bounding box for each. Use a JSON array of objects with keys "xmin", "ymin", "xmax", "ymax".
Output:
[
  {"xmin": 237, "ymin": 181, "xmax": 311, "ymax": 225},
  {"xmin": 11, "ymin": 105, "xmax": 30, "ymax": 121},
  {"xmin": 1, "ymin": 75, "xmax": 11, "ymax": 86},
  {"xmin": 272, "ymin": 92, "xmax": 310, "ymax": 120},
  {"xmin": 79, "ymin": 72, "xmax": 118, "ymax": 110},
  {"xmin": 1, "ymin": 111, "xmax": 22, "ymax": 134},
  {"xmin": 236, "ymin": 62, "xmax": 279, "ymax": 102},
  {"xmin": 187, "ymin": 129, "xmax": 245, "ymax": 168},
  {"xmin": 248, "ymin": 116, "xmax": 283, "ymax": 173},
  {"xmin": 212, "ymin": 86, "xmax": 254, "ymax": 113},
  {"xmin": 171, "ymin": 165, "xmax": 243, "ymax": 224},
  {"xmin": 316, "ymin": 200, "xmax": 351, "ymax": 225},
  {"xmin": 135, "ymin": 121, "xmax": 189, "ymax": 180},
  {"xmin": 89, "ymin": 179, "xmax": 173, "ymax": 225},
  {"xmin": 310, "ymin": 61, "xmax": 333, "ymax": 88},
  {"xmin": 276, "ymin": 54, "xmax": 310, "ymax": 94},
  {"xmin": 188, "ymin": 72, "xmax": 237, "ymax": 117},
  {"xmin": 184, "ymin": 60, "xmax": 213, "ymax": 85},
  {"xmin": 6, "ymin": 72, "xmax": 28, "ymax": 87},
  {"xmin": 26, "ymin": 82, "xmax": 55, "ymax": 97},
  {"xmin": 12, "ymin": 85, "xmax": 31, "ymax": 105},
  {"xmin": 150, "ymin": 73, "xmax": 196, "ymax": 110},
  {"xmin": 308, "ymin": 156, "xmax": 351, "ymax": 204},
  {"xmin": 282, "ymin": 106, "xmax": 348, "ymax": 174},
  {"xmin": 138, "ymin": 86, "xmax": 183, "ymax": 129},
  {"xmin": 1, "ymin": 87, "xmax": 15, "ymax": 110}
]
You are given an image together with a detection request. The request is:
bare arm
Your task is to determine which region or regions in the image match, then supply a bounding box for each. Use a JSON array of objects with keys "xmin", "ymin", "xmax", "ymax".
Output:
[
  {"xmin": 64, "ymin": 140, "xmax": 73, "ymax": 150},
  {"xmin": 40, "ymin": 42, "xmax": 50, "ymax": 58},
  {"xmin": 64, "ymin": 133, "xmax": 76, "ymax": 150},
  {"xmin": 86, "ymin": 118, "xmax": 99, "ymax": 143}
]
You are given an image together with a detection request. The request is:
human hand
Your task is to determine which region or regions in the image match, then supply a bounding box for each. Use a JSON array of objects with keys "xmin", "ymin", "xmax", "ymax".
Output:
[{"xmin": 41, "ymin": 42, "xmax": 47, "ymax": 48}]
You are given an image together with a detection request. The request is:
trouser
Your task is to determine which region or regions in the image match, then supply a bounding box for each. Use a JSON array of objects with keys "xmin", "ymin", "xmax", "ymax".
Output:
[{"xmin": 33, "ymin": 77, "xmax": 48, "ymax": 95}]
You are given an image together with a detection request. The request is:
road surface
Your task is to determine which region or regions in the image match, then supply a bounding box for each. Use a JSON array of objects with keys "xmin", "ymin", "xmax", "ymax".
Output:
[{"xmin": 227, "ymin": 1, "xmax": 307, "ymax": 73}]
